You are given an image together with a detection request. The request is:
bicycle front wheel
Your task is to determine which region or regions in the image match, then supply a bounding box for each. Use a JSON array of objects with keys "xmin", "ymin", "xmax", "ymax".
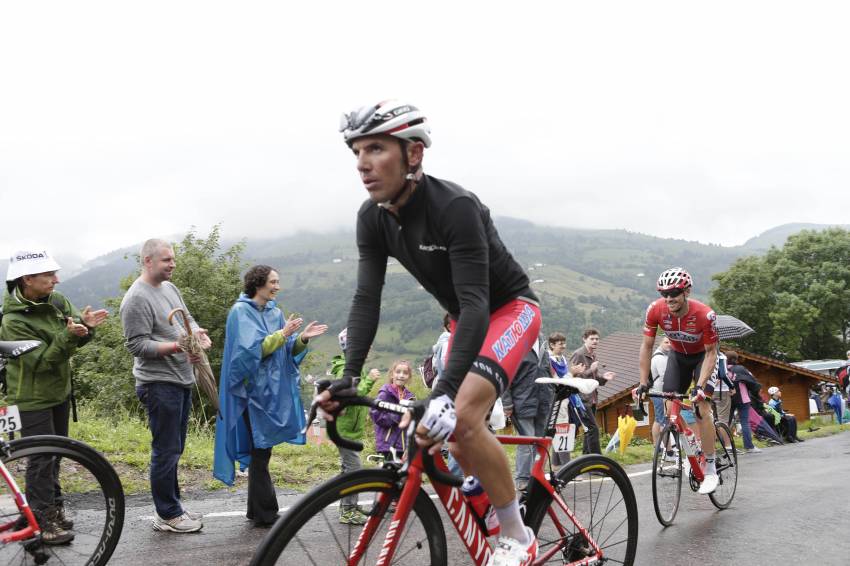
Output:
[
  {"xmin": 0, "ymin": 434, "xmax": 125, "ymax": 566},
  {"xmin": 708, "ymin": 422, "xmax": 738, "ymax": 509},
  {"xmin": 652, "ymin": 423, "xmax": 682, "ymax": 526},
  {"xmin": 250, "ymin": 468, "xmax": 447, "ymax": 566},
  {"xmin": 532, "ymin": 454, "xmax": 638, "ymax": 565}
]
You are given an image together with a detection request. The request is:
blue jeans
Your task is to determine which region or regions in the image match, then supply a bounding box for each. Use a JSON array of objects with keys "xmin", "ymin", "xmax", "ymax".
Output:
[
  {"xmin": 136, "ymin": 382, "xmax": 192, "ymax": 520},
  {"xmin": 513, "ymin": 416, "xmax": 536, "ymax": 486},
  {"xmin": 737, "ymin": 403, "xmax": 755, "ymax": 449}
]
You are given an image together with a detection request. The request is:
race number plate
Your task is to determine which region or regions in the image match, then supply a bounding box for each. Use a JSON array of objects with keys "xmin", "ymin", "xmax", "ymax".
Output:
[
  {"xmin": 553, "ymin": 422, "xmax": 575, "ymax": 453},
  {"xmin": 0, "ymin": 405, "xmax": 22, "ymax": 434}
]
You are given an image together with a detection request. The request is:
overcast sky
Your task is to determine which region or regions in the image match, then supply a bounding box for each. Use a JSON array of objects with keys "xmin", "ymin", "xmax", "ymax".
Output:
[{"xmin": 2, "ymin": 1, "xmax": 848, "ymax": 264}]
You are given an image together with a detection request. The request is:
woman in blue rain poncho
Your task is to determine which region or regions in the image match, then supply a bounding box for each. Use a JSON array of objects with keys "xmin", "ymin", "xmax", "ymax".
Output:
[{"xmin": 213, "ymin": 265, "xmax": 327, "ymax": 526}]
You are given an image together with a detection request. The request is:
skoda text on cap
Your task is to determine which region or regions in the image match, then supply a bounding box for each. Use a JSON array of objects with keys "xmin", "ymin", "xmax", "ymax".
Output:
[{"xmin": 6, "ymin": 250, "xmax": 63, "ymax": 281}]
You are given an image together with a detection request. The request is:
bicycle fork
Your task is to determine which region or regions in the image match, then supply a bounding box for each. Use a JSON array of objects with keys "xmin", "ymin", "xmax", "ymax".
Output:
[{"xmin": 0, "ymin": 460, "xmax": 40, "ymax": 544}]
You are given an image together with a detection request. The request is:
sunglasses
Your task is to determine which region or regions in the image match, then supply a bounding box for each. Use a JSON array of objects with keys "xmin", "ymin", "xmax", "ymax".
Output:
[{"xmin": 659, "ymin": 288, "xmax": 684, "ymax": 298}]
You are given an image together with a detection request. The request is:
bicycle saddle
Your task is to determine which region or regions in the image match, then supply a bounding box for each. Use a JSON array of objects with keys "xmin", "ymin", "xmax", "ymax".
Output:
[
  {"xmin": 534, "ymin": 376, "xmax": 600, "ymax": 395},
  {"xmin": 0, "ymin": 340, "xmax": 41, "ymax": 359}
]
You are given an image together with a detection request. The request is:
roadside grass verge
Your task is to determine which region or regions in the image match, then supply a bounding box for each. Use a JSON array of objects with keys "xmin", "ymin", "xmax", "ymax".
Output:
[{"xmin": 65, "ymin": 407, "xmax": 849, "ymax": 496}]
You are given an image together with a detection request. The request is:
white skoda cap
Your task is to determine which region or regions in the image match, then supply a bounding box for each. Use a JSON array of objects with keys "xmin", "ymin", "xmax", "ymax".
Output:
[{"xmin": 6, "ymin": 250, "xmax": 62, "ymax": 281}]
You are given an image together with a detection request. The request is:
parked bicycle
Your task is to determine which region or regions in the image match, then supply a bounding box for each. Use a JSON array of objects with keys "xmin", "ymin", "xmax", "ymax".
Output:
[
  {"xmin": 251, "ymin": 376, "xmax": 638, "ymax": 565},
  {"xmin": 648, "ymin": 391, "xmax": 738, "ymax": 526},
  {"xmin": 0, "ymin": 340, "xmax": 125, "ymax": 565}
]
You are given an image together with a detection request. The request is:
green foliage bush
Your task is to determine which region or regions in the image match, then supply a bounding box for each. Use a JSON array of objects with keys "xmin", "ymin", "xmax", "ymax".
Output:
[{"xmin": 712, "ymin": 228, "xmax": 850, "ymax": 359}]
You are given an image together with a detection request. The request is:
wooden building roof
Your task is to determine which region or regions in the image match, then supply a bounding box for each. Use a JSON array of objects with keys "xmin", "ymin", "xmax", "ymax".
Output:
[{"xmin": 591, "ymin": 332, "xmax": 837, "ymax": 410}]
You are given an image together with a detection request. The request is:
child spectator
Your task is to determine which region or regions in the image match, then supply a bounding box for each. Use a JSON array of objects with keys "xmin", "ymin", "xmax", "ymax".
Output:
[
  {"xmin": 371, "ymin": 360, "xmax": 416, "ymax": 462},
  {"xmin": 330, "ymin": 328, "xmax": 380, "ymax": 525}
]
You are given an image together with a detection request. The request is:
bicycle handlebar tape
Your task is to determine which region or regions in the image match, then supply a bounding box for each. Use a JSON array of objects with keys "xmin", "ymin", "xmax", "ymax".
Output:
[
  {"xmin": 422, "ymin": 450, "xmax": 464, "ymax": 487},
  {"xmin": 324, "ymin": 396, "xmax": 375, "ymax": 452}
]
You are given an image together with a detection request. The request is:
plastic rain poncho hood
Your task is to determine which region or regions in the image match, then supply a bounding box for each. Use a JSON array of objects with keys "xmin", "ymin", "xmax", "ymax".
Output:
[{"xmin": 213, "ymin": 294, "xmax": 306, "ymax": 486}]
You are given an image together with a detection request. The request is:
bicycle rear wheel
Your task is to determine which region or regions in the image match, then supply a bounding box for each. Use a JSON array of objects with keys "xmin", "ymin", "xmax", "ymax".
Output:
[
  {"xmin": 708, "ymin": 422, "xmax": 738, "ymax": 509},
  {"xmin": 531, "ymin": 454, "xmax": 638, "ymax": 565},
  {"xmin": 652, "ymin": 423, "xmax": 682, "ymax": 526},
  {"xmin": 250, "ymin": 468, "xmax": 447, "ymax": 566},
  {"xmin": 0, "ymin": 435, "xmax": 125, "ymax": 566}
]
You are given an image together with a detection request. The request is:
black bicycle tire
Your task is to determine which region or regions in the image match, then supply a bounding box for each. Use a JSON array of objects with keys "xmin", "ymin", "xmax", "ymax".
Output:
[
  {"xmin": 532, "ymin": 454, "xmax": 638, "ymax": 566},
  {"xmin": 708, "ymin": 422, "xmax": 738, "ymax": 509},
  {"xmin": 652, "ymin": 423, "xmax": 682, "ymax": 527},
  {"xmin": 249, "ymin": 468, "xmax": 447, "ymax": 566},
  {"xmin": 3, "ymin": 434, "xmax": 125, "ymax": 566}
]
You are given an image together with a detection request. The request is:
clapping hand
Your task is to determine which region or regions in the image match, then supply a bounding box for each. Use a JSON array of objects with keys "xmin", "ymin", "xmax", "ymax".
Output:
[
  {"xmin": 280, "ymin": 314, "xmax": 304, "ymax": 338},
  {"xmin": 569, "ymin": 362, "xmax": 586, "ymax": 376},
  {"xmin": 300, "ymin": 321, "xmax": 329, "ymax": 340},
  {"xmin": 66, "ymin": 317, "xmax": 89, "ymax": 337},
  {"xmin": 80, "ymin": 306, "xmax": 109, "ymax": 328}
]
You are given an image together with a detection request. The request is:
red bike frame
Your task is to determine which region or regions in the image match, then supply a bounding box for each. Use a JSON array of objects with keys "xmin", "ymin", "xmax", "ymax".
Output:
[
  {"xmin": 663, "ymin": 395, "xmax": 706, "ymax": 483},
  {"xmin": 0, "ymin": 455, "xmax": 41, "ymax": 544},
  {"xmin": 348, "ymin": 434, "xmax": 603, "ymax": 566}
]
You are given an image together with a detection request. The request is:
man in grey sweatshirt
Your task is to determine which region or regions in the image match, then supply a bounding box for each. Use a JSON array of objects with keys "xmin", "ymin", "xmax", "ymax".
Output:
[{"xmin": 120, "ymin": 238, "xmax": 211, "ymax": 533}]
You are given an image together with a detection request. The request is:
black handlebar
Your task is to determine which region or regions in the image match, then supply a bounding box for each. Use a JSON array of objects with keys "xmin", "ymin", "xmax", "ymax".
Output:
[
  {"xmin": 646, "ymin": 392, "xmax": 689, "ymax": 400},
  {"xmin": 306, "ymin": 386, "xmax": 464, "ymax": 488}
]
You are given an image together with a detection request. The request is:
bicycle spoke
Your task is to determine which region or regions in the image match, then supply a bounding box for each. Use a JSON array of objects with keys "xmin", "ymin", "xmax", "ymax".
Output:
[
  {"xmin": 536, "ymin": 456, "xmax": 637, "ymax": 565},
  {"xmin": 251, "ymin": 470, "xmax": 446, "ymax": 566}
]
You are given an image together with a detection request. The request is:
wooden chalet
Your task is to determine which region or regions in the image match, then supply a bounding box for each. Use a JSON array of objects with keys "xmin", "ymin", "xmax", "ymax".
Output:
[{"xmin": 590, "ymin": 332, "xmax": 837, "ymax": 439}]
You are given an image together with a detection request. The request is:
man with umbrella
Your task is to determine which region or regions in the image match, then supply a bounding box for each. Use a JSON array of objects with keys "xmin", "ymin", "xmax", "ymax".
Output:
[{"xmin": 120, "ymin": 238, "xmax": 212, "ymax": 533}]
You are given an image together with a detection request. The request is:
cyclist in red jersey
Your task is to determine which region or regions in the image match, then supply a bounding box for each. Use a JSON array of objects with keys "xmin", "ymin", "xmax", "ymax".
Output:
[{"xmin": 636, "ymin": 267, "xmax": 720, "ymax": 494}]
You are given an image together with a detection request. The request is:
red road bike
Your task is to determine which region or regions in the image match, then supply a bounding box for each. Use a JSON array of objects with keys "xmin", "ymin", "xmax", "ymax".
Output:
[
  {"xmin": 648, "ymin": 392, "xmax": 738, "ymax": 526},
  {"xmin": 1, "ymin": 340, "xmax": 125, "ymax": 565},
  {"xmin": 251, "ymin": 379, "xmax": 638, "ymax": 565}
]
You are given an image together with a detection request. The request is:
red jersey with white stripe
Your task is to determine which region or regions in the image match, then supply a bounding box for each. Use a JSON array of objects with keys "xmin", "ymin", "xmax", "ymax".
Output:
[{"xmin": 643, "ymin": 298, "xmax": 718, "ymax": 354}]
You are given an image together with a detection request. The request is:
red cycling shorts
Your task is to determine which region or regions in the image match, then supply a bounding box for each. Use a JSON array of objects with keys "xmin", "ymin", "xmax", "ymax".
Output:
[{"xmin": 445, "ymin": 297, "xmax": 542, "ymax": 394}]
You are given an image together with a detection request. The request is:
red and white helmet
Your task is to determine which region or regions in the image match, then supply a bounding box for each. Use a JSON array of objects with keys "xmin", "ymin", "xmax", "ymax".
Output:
[
  {"xmin": 339, "ymin": 100, "xmax": 432, "ymax": 148},
  {"xmin": 656, "ymin": 267, "xmax": 693, "ymax": 292}
]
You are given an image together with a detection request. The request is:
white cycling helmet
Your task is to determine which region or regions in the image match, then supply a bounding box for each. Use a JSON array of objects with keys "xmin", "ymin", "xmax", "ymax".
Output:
[
  {"xmin": 656, "ymin": 267, "xmax": 693, "ymax": 292},
  {"xmin": 768, "ymin": 386, "xmax": 780, "ymax": 396},
  {"xmin": 338, "ymin": 328, "xmax": 348, "ymax": 352},
  {"xmin": 339, "ymin": 100, "xmax": 432, "ymax": 148}
]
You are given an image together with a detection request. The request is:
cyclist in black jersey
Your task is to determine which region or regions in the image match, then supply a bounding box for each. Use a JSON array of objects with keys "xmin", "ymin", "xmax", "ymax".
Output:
[{"xmin": 317, "ymin": 100, "xmax": 541, "ymax": 566}]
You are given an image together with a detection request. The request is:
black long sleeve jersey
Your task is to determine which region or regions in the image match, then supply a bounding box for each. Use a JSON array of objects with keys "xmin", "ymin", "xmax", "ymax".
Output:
[{"xmin": 343, "ymin": 174, "xmax": 538, "ymax": 398}]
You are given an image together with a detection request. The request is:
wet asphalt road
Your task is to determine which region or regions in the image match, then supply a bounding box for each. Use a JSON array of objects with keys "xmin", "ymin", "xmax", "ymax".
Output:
[{"xmin": 105, "ymin": 431, "xmax": 850, "ymax": 565}]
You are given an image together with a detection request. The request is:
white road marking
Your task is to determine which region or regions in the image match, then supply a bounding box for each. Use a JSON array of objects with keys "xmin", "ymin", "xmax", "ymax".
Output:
[{"xmin": 138, "ymin": 466, "xmax": 654, "ymax": 522}]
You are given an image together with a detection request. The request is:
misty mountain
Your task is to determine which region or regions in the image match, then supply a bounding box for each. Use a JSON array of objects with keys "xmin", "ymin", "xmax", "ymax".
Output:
[
  {"xmin": 740, "ymin": 223, "xmax": 850, "ymax": 252},
  {"xmin": 8, "ymin": 220, "xmax": 844, "ymax": 364}
]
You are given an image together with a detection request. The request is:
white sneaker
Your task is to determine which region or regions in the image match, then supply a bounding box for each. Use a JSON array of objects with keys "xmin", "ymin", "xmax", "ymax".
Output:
[
  {"xmin": 487, "ymin": 526, "xmax": 537, "ymax": 566},
  {"xmin": 152, "ymin": 512, "xmax": 203, "ymax": 533},
  {"xmin": 698, "ymin": 474, "xmax": 719, "ymax": 495},
  {"xmin": 745, "ymin": 447, "xmax": 762, "ymax": 454}
]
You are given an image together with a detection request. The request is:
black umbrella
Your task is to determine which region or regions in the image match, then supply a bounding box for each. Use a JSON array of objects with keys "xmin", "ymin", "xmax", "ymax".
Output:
[{"xmin": 715, "ymin": 314, "xmax": 755, "ymax": 341}]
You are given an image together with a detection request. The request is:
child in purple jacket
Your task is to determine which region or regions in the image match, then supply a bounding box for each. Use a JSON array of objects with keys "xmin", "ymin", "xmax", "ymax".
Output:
[{"xmin": 370, "ymin": 360, "xmax": 416, "ymax": 461}]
